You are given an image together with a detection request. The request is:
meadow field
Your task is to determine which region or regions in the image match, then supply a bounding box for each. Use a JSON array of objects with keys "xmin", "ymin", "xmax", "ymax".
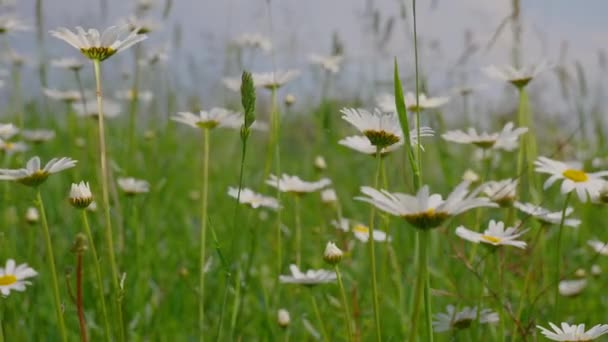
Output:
[{"xmin": 0, "ymin": 0, "xmax": 607, "ymax": 341}]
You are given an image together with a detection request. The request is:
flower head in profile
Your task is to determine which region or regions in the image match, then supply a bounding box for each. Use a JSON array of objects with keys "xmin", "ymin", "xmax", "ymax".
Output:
[
  {"xmin": 536, "ymin": 322, "xmax": 608, "ymax": 341},
  {"xmin": 309, "ymin": 54, "xmax": 344, "ymax": 74},
  {"xmin": 341, "ymin": 108, "xmax": 403, "ymax": 149},
  {"xmin": 376, "ymin": 93, "xmax": 449, "ymax": 113},
  {"xmin": 587, "ymin": 240, "xmax": 608, "ymax": 256},
  {"xmin": 252, "ymin": 70, "xmax": 300, "ymax": 90},
  {"xmin": 442, "ymin": 122, "xmax": 528, "ymax": 151},
  {"xmin": 117, "ymin": 177, "xmax": 149, "ymax": 195},
  {"xmin": 266, "ymin": 174, "xmax": 331, "ymax": 194},
  {"xmin": 558, "ymin": 279, "xmax": 587, "ymax": 297},
  {"xmin": 73, "ymin": 98, "xmax": 122, "ymax": 119},
  {"xmin": 0, "ymin": 156, "xmax": 77, "ymax": 187},
  {"xmin": 481, "ymin": 179, "xmax": 518, "ymax": 206},
  {"xmin": 51, "ymin": 57, "xmax": 85, "ymax": 71},
  {"xmin": 483, "ymin": 61, "xmax": 551, "ymax": 89},
  {"xmin": 227, "ymin": 187, "xmax": 280, "ymax": 210},
  {"xmin": 50, "ymin": 25, "xmax": 147, "ymax": 61},
  {"xmin": 534, "ymin": 156, "xmax": 608, "ymax": 202},
  {"xmin": 0, "ymin": 139, "xmax": 27, "ymax": 155},
  {"xmin": 22, "ymin": 129, "xmax": 55, "ymax": 144},
  {"xmin": 0, "ymin": 123, "xmax": 18, "ymax": 140},
  {"xmin": 456, "ymin": 220, "xmax": 528, "ymax": 249},
  {"xmin": 172, "ymin": 108, "xmax": 242, "ymax": 130},
  {"xmin": 279, "ymin": 264, "xmax": 336, "ymax": 286},
  {"xmin": 339, "ymin": 127, "xmax": 433, "ymax": 156},
  {"xmin": 122, "ymin": 15, "xmax": 161, "ymax": 34},
  {"xmin": 43, "ymin": 88, "xmax": 82, "ymax": 103},
  {"xmin": 356, "ymin": 181, "xmax": 497, "ymax": 230},
  {"xmin": 233, "ymin": 33, "xmax": 272, "ymax": 52},
  {"xmin": 69, "ymin": 181, "xmax": 93, "ymax": 209},
  {"xmin": 433, "ymin": 305, "xmax": 498, "ymax": 333},
  {"xmin": 513, "ymin": 201, "xmax": 581, "ymax": 228},
  {"xmin": 115, "ymin": 89, "xmax": 153, "ymax": 102},
  {"xmin": 0, "ymin": 259, "xmax": 37, "ymax": 296},
  {"xmin": 351, "ymin": 223, "xmax": 391, "ymax": 243},
  {"xmin": 0, "ymin": 15, "xmax": 29, "ymax": 34}
]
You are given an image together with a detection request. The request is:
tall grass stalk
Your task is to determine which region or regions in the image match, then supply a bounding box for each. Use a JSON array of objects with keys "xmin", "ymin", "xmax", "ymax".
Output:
[
  {"xmin": 334, "ymin": 265, "xmax": 354, "ymax": 342},
  {"xmin": 198, "ymin": 127, "xmax": 211, "ymax": 341},
  {"xmin": 554, "ymin": 192, "xmax": 572, "ymax": 315},
  {"xmin": 35, "ymin": 190, "xmax": 67, "ymax": 342},
  {"xmin": 368, "ymin": 149, "xmax": 383, "ymax": 341},
  {"xmin": 127, "ymin": 45, "xmax": 142, "ymax": 165},
  {"xmin": 92, "ymin": 59, "xmax": 125, "ymax": 342},
  {"xmin": 81, "ymin": 210, "xmax": 111, "ymax": 342},
  {"xmin": 310, "ymin": 290, "xmax": 329, "ymax": 342}
]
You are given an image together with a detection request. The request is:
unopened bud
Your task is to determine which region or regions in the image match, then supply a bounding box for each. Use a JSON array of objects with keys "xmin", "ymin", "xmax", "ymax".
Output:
[
  {"xmin": 277, "ymin": 308, "xmax": 290, "ymax": 328},
  {"xmin": 284, "ymin": 94, "xmax": 296, "ymax": 107},
  {"xmin": 323, "ymin": 241, "xmax": 343, "ymax": 265}
]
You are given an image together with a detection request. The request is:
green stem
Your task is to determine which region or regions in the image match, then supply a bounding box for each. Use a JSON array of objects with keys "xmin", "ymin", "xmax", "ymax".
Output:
[
  {"xmin": 128, "ymin": 44, "xmax": 142, "ymax": 166},
  {"xmin": 554, "ymin": 192, "xmax": 571, "ymax": 315},
  {"xmin": 199, "ymin": 127, "xmax": 210, "ymax": 341},
  {"xmin": 82, "ymin": 211, "xmax": 112, "ymax": 342},
  {"xmin": 369, "ymin": 149, "xmax": 382, "ymax": 341},
  {"xmin": 497, "ymin": 251, "xmax": 505, "ymax": 342},
  {"xmin": 36, "ymin": 190, "xmax": 67, "ymax": 342},
  {"xmin": 412, "ymin": 0, "xmax": 422, "ymax": 183},
  {"xmin": 92, "ymin": 59, "xmax": 124, "ymax": 342},
  {"xmin": 335, "ymin": 265, "xmax": 354, "ymax": 342},
  {"xmin": 310, "ymin": 290, "xmax": 329, "ymax": 342},
  {"xmin": 294, "ymin": 195, "xmax": 302, "ymax": 268},
  {"xmin": 409, "ymin": 230, "xmax": 432, "ymax": 342}
]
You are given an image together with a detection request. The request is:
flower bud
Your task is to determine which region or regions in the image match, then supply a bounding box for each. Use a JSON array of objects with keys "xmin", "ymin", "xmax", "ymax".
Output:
[
  {"xmin": 314, "ymin": 155, "xmax": 327, "ymax": 170},
  {"xmin": 323, "ymin": 241, "xmax": 343, "ymax": 265},
  {"xmin": 284, "ymin": 94, "xmax": 296, "ymax": 107},
  {"xmin": 69, "ymin": 181, "xmax": 93, "ymax": 209},
  {"xmin": 277, "ymin": 308, "xmax": 290, "ymax": 328},
  {"xmin": 25, "ymin": 207, "xmax": 39, "ymax": 224}
]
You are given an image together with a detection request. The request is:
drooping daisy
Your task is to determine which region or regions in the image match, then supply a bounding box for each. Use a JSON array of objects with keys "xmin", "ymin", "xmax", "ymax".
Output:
[
  {"xmin": 483, "ymin": 61, "xmax": 551, "ymax": 89},
  {"xmin": 266, "ymin": 174, "xmax": 331, "ymax": 194},
  {"xmin": 376, "ymin": 92, "xmax": 449, "ymax": 113},
  {"xmin": 433, "ymin": 305, "xmax": 499, "ymax": 333},
  {"xmin": 481, "ymin": 179, "xmax": 518, "ymax": 206},
  {"xmin": 513, "ymin": 202, "xmax": 581, "ymax": 228},
  {"xmin": 227, "ymin": 187, "xmax": 280, "ymax": 210},
  {"xmin": 356, "ymin": 181, "xmax": 497, "ymax": 230},
  {"xmin": 558, "ymin": 279, "xmax": 587, "ymax": 297},
  {"xmin": 587, "ymin": 240, "xmax": 608, "ymax": 256},
  {"xmin": 0, "ymin": 156, "xmax": 77, "ymax": 187},
  {"xmin": 534, "ymin": 156, "xmax": 608, "ymax": 202},
  {"xmin": 456, "ymin": 220, "xmax": 527, "ymax": 249},
  {"xmin": 0, "ymin": 15, "xmax": 29, "ymax": 34},
  {"xmin": 252, "ymin": 70, "xmax": 301, "ymax": 90},
  {"xmin": 50, "ymin": 25, "xmax": 147, "ymax": 61},
  {"xmin": 309, "ymin": 54, "xmax": 344, "ymax": 74},
  {"xmin": 0, "ymin": 259, "xmax": 37, "ymax": 296},
  {"xmin": 172, "ymin": 108, "xmax": 242, "ymax": 130},
  {"xmin": 50, "ymin": 57, "xmax": 85, "ymax": 71},
  {"xmin": 537, "ymin": 322, "xmax": 608, "ymax": 341},
  {"xmin": 21, "ymin": 129, "xmax": 55, "ymax": 144},
  {"xmin": 69, "ymin": 181, "xmax": 93, "ymax": 209},
  {"xmin": 339, "ymin": 127, "xmax": 434, "ymax": 156},
  {"xmin": 279, "ymin": 264, "xmax": 336, "ymax": 285},
  {"xmin": 340, "ymin": 108, "xmax": 403, "ymax": 149},
  {"xmin": 233, "ymin": 33, "xmax": 272, "ymax": 52},
  {"xmin": 117, "ymin": 177, "xmax": 149, "ymax": 195},
  {"xmin": 441, "ymin": 122, "xmax": 528, "ymax": 151}
]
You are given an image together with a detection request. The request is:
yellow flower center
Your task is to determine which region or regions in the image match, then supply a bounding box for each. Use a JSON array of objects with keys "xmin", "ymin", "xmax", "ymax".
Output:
[
  {"xmin": 562, "ymin": 169, "xmax": 588, "ymax": 182},
  {"xmin": 0, "ymin": 274, "xmax": 17, "ymax": 286},
  {"xmin": 353, "ymin": 224, "xmax": 369, "ymax": 234},
  {"xmin": 481, "ymin": 235, "xmax": 501, "ymax": 244}
]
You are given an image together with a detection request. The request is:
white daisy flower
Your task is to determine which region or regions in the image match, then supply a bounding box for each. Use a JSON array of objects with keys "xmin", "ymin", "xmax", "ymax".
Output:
[
  {"xmin": 331, "ymin": 218, "xmax": 350, "ymax": 232},
  {"xmin": 227, "ymin": 187, "xmax": 280, "ymax": 210},
  {"xmin": 351, "ymin": 223, "xmax": 391, "ymax": 243},
  {"xmin": 456, "ymin": 220, "xmax": 527, "ymax": 249},
  {"xmin": 117, "ymin": 177, "xmax": 149, "ymax": 195},
  {"xmin": 340, "ymin": 108, "xmax": 404, "ymax": 148},
  {"xmin": 252, "ymin": 70, "xmax": 301, "ymax": 89},
  {"xmin": 442, "ymin": 122, "xmax": 528, "ymax": 151},
  {"xmin": 0, "ymin": 156, "xmax": 77, "ymax": 187},
  {"xmin": 433, "ymin": 305, "xmax": 499, "ymax": 333},
  {"xmin": 266, "ymin": 174, "xmax": 331, "ymax": 194},
  {"xmin": 221, "ymin": 77, "xmax": 242, "ymax": 92},
  {"xmin": 43, "ymin": 88, "xmax": 82, "ymax": 103},
  {"xmin": 0, "ymin": 15, "xmax": 29, "ymax": 34},
  {"xmin": 483, "ymin": 61, "xmax": 551, "ymax": 88},
  {"xmin": 558, "ymin": 279, "xmax": 587, "ymax": 297},
  {"xmin": 534, "ymin": 156, "xmax": 608, "ymax": 202},
  {"xmin": 591, "ymin": 265, "xmax": 602, "ymax": 276},
  {"xmin": 0, "ymin": 259, "xmax": 37, "ymax": 296},
  {"xmin": 69, "ymin": 181, "xmax": 93, "ymax": 209},
  {"xmin": 73, "ymin": 98, "xmax": 122, "ymax": 119},
  {"xmin": 115, "ymin": 89, "xmax": 153, "ymax": 103},
  {"xmin": 339, "ymin": 127, "xmax": 434, "ymax": 156},
  {"xmin": 122, "ymin": 15, "xmax": 161, "ymax": 34},
  {"xmin": 279, "ymin": 264, "xmax": 336, "ymax": 285},
  {"xmin": 376, "ymin": 92, "xmax": 449, "ymax": 113},
  {"xmin": 481, "ymin": 179, "xmax": 518, "ymax": 206},
  {"xmin": 513, "ymin": 201, "xmax": 581, "ymax": 227},
  {"xmin": 172, "ymin": 108, "xmax": 242, "ymax": 130},
  {"xmin": 0, "ymin": 123, "xmax": 18, "ymax": 140},
  {"xmin": 233, "ymin": 33, "xmax": 272, "ymax": 52},
  {"xmin": 21, "ymin": 129, "xmax": 55, "ymax": 144},
  {"xmin": 537, "ymin": 322, "xmax": 608, "ymax": 341},
  {"xmin": 587, "ymin": 240, "xmax": 608, "ymax": 256},
  {"xmin": 50, "ymin": 57, "xmax": 85, "ymax": 71},
  {"xmin": 50, "ymin": 25, "xmax": 147, "ymax": 61},
  {"xmin": 356, "ymin": 181, "xmax": 497, "ymax": 230},
  {"xmin": 309, "ymin": 54, "xmax": 344, "ymax": 74},
  {"xmin": 0, "ymin": 139, "xmax": 28, "ymax": 154}
]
